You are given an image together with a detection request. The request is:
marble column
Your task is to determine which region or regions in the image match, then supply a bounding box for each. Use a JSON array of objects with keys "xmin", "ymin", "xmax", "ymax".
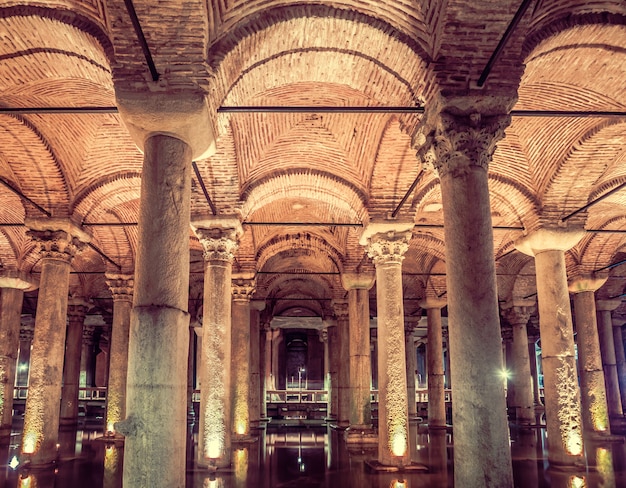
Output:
[
  {"xmin": 326, "ymin": 321, "xmax": 339, "ymax": 420},
  {"xmin": 404, "ymin": 321, "xmax": 419, "ymax": 419},
  {"xmin": 596, "ymin": 300, "xmax": 624, "ymax": 417},
  {"xmin": 116, "ymin": 134, "xmax": 193, "ymax": 488},
  {"xmin": 569, "ymin": 275, "xmax": 611, "ymax": 436},
  {"xmin": 231, "ymin": 275, "xmax": 255, "ymax": 439},
  {"xmin": 501, "ymin": 302, "xmax": 535, "ymax": 425},
  {"xmin": 516, "ymin": 227, "xmax": 585, "ymax": 466},
  {"xmin": 21, "ymin": 220, "xmax": 88, "ymax": 466},
  {"xmin": 342, "ymin": 272, "xmax": 375, "ymax": 431},
  {"xmin": 613, "ymin": 319, "xmax": 626, "ymax": 413},
  {"xmin": 261, "ymin": 323, "xmax": 272, "ymax": 419},
  {"xmin": 419, "ymin": 298, "xmax": 447, "ymax": 429},
  {"xmin": 332, "ymin": 300, "xmax": 350, "ymax": 428},
  {"xmin": 527, "ymin": 318, "xmax": 541, "ymax": 407},
  {"xmin": 16, "ymin": 322, "xmax": 34, "ymax": 390},
  {"xmin": 81, "ymin": 326, "xmax": 97, "ymax": 388},
  {"xmin": 60, "ymin": 299, "xmax": 90, "ymax": 426},
  {"xmin": 250, "ymin": 300, "xmax": 265, "ymax": 429},
  {"xmin": 424, "ymin": 111, "xmax": 513, "ymax": 485},
  {"xmin": 0, "ymin": 272, "xmax": 35, "ymax": 440},
  {"xmin": 104, "ymin": 274, "xmax": 133, "ymax": 437},
  {"xmin": 194, "ymin": 219, "xmax": 241, "ymax": 468},
  {"xmin": 361, "ymin": 221, "xmax": 412, "ymax": 467}
]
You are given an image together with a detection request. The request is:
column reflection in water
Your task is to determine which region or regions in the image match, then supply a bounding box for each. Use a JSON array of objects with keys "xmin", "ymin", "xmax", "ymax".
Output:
[
  {"xmin": 233, "ymin": 447, "xmax": 248, "ymax": 488},
  {"xmin": 16, "ymin": 470, "xmax": 55, "ymax": 488},
  {"xmin": 511, "ymin": 428, "xmax": 538, "ymax": 488},
  {"xmin": 428, "ymin": 429, "xmax": 448, "ymax": 475},
  {"xmin": 103, "ymin": 443, "xmax": 123, "ymax": 488},
  {"xmin": 202, "ymin": 476, "xmax": 224, "ymax": 488}
]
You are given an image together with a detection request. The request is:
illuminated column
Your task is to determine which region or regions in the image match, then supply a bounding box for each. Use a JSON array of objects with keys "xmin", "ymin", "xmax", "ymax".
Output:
[
  {"xmin": 60, "ymin": 299, "xmax": 89, "ymax": 426},
  {"xmin": 405, "ymin": 320, "xmax": 419, "ymax": 419},
  {"xmin": 261, "ymin": 322, "xmax": 272, "ymax": 419},
  {"xmin": 423, "ymin": 111, "xmax": 513, "ymax": 485},
  {"xmin": 250, "ymin": 300, "xmax": 265, "ymax": 429},
  {"xmin": 104, "ymin": 274, "xmax": 133, "ymax": 437},
  {"xmin": 596, "ymin": 300, "xmax": 624, "ymax": 417},
  {"xmin": 569, "ymin": 275, "xmax": 611, "ymax": 435},
  {"xmin": 21, "ymin": 220, "xmax": 88, "ymax": 466},
  {"xmin": 80, "ymin": 326, "xmax": 97, "ymax": 387},
  {"xmin": 613, "ymin": 319, "xmax": 626, "ymax": 412},
  {"xmin": 342, "ymin": 272, "xmax": 375, "ymax": 430},
  {"xmin": 419, "ymin": 298, "xmax": 447, "ymax": 429},
  {"xmin": 0, "ymin": 272, "xmax": 34, "ymax": 440},
  {"xmin": 333, "ymin": 301, "xmax": 350, "ymax": 427},
  {"xmin": 501, "ymin": 302, "xmax": 535, "ymax": 425},
  {"xmin": 115, "ymin": 134, "xmax": 194, "ymax": 488},
  {"xmin": 516, "ymin": 227, "xmax": 585, "ymax": 466},
  {"xmin": 326, "ymin": 321, "xmax": 339, "ymax": 420},
  {"xmin": 16, "ymin": 322, "xmax": 34, "ymax": 389},
  {"xmin": 231, "ymin": 274, "xmax": 255, "ymax": 439},
  {"xmin": 361, "ymin": 221, "xmax": 412, "ymax": 467},
  {"xmin": 194, "ymin": 219, "xmax": 241, "ymax": 468},
  {"xmin": 527, "ymin": 318, "xmax": 541, "ymax": 407}
]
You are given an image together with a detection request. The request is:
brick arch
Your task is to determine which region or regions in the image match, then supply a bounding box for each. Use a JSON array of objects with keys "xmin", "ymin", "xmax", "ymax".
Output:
[
  {"xmin": 255, "ymin": 232, "xmax": 344, "ymax": 275},
  {"xmin": 574, "ymin": 216, "xmax": 626, "ymax": 270},
  {"xmin": 207, "ymin": 6, "xmax": 431, "ymax": 122},
  {"xmin": 540, "ymin": 120, "xmax": 626, "ymax": 221},
  {"xmin": 241, "ymin": 170, "xmax": 367, "ymax": 223},
  {"xmin": 523, "ymin": 9, "xmax": 626, "ymax": 59},
  {"xmin": 0, "ymin": 4, "xmax": 113, "ymax": 61},
  {"xmin": 0, "ymin": 114, "xmax": 68, "ymax": 216},
  {"xmin": 497, "ymin": 253, "xmax": 536, "ymax": 302}
]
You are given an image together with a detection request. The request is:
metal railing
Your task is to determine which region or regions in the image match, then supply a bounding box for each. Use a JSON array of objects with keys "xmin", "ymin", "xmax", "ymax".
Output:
[{"xmin": 14, "ymin": 386, "xmax": 107, "ymax": 401}]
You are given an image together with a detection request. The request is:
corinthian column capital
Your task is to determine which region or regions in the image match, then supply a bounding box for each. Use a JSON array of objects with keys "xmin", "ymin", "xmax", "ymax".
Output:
[
  {"xmin": 193, "ymin": 218, "xmax": 243, "ymax": 263},
  {"xmin": 360, "ymin": 221, "xmax": 413, "ymax": 266},
  {"xmin": 26, "ymin": 219, "xmax": 90, "ymax": 263},
  {"xmin": 418, "ymin": 111, "xmax": 510, "ymax": 178}
]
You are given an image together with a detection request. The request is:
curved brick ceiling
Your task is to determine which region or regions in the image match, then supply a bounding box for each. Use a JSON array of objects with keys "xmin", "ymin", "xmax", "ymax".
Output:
[{"xmin": 0, "ymin": 1, "xmax": 624, "ymax": 321}]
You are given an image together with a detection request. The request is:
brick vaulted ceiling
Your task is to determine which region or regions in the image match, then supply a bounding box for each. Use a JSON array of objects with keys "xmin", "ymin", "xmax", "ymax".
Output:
[{"xmin": 0, "ymin": 1, "xmax": 625, "ymax": 325}]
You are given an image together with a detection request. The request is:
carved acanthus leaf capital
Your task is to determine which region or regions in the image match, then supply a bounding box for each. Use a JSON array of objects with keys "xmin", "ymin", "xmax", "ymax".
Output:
[
  {"xmin": 196, "ymin": 227, "xmax": 239, "ymax": 263},
  {"xmin": 28, "ymin": 229, "xmax": 87, "ymax": 263},
  {"xmin": 331, "ymin": 300, "xmax": 349, "ymax": 319},
  {"xmin": 419, "ymin": 112, "xmax": 510, "ymax": 178},
  {"xmin": 105, "ymin": 273, "xmax": 134, "ymax": 302},
  {"xmin": 365, "ymin": 231, "xmax": 411, "ymax": 266},
  {"xmin": 232, "ymin": 278, "xmax": 256, "ymax": 301}
]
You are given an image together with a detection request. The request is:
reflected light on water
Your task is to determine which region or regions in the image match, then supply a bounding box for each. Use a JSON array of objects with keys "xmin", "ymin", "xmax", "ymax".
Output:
[
  {"xmin": 569, "ymin": 475, "xmax": 586, "ymax": 488},
  {"xmin": 390, "ymin": 479, "xmax": 407, "ymax": 488}
]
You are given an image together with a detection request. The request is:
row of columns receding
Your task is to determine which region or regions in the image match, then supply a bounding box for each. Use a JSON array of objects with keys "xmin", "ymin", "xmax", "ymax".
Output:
[{"xmin": 0, "ymin": 106, "xmax": 622, "ymax": 487}]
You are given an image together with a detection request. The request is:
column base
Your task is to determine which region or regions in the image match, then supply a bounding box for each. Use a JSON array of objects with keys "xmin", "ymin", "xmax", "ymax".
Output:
[
  {"xmin": 364, "ymin": 459, "xmax": 428, "ymax": 473},
  {"xmin": 345, "ymin": 426, "xmax": 377, "ymax": 445},
  {"xmin": 96, "ymin": 432, "xmax": 126, "ymax": 446},
  {"xmin": 232, "ymin": 434, "xmax": 258, "ymax": 444}
]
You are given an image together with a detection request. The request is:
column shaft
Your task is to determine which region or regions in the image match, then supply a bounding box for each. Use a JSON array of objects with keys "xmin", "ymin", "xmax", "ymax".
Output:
[
  {"xmin": 613, "ymin": 324, "xmax": 626, "ymax": 411},
  {"xmin": 22, "ymin": 256, "xmax": 72, "ymax": 464},
  {"xmin": 511, "ymin": 322, "xmax": 534, "ymax": 423},
  {"xmin": 335, "ymin": 304, "xmax": 350, "ymax": 427},
  {"xmin": 348, "ymin": 288, "xmax": 372, "ymax": 427},
  {"xmin": 374, "ymin": 259, "xmax": 410, "ymax": 466},
  {"xmin": 231, "ymin": 296, "xmax": 252, "ymax": 437},
  {"xmin": 327, "ymin": 324, "xmax": 339, "ymax": 420},
  {"xmin": 121, "ymin": 134, "xmax": 192, "ymax": 487},
  {"xmin": 0, "ymin": 287, "xmax": 24, "ymax": 439},
  {"xmin": 262, "ymin": 326, "xmax": 272, "ymax": 419},
  {"xmin": 426, "ymin": 307, "xmax": 446, "ymax": 428},
  {"xmin": 573, "ymin": 291, "xmax": 610, "ymax": 434},
  {"xmin": 534, "ymin": 250, "xmax": 584, "ymax": 464},
  {"xmin": 105, "ymin": 276, "xmax": 133, "ymax": 436},
  {"xmin": 439, "ymin": 163, "xmax": 512, "ymax": 485},
  {"xmin": 405, "ymin": 331, "xmax": 417, "ymax": 418},
  {"xmin": 249, "ymin": 304, "xmax": 262, "ymax": 429},
  {"xmin": 60, "ymin": 303, "xmax": 87, "ymax": 425},
  {"xmin": 596, "ymin": 306, "xmax": 623, "ymax": 416}
]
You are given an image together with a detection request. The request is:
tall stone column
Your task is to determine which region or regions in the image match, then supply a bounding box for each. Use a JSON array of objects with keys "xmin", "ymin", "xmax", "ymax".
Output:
[
  {"xmin": 104, "ymin": 274, "xmax": 133, "ymax": 437},
  {"xmin": 193, "ymin": 219, "xmax": 241, "ymax": 468},
  {"xmin": 612, "ymin": 319, "xmax": 626, "ymax": 412},
  {"xmin": 596, "ymin": 300, "xmax": 624, "ymax": 417},
  {"xmin": 527, "ymin": 318, "xmax": 541, "ymax": 407},
  {"xmin": 569, "ymin": 275, "xmax": 611, "ymax": 435},
  {"xmin": 115, "ymin": 134, "xmax": 193, "ymax": 488},
  {"xmin": 250, "ymin": 300, "xmax": 265, "ymax": 429},
  {"xmin": 60, "ymin": 299, "xmax": 90, "ymax": 426},
  {"xmin": 0, "ymin": 272, "xmax": 35, "ymax": 440},
  {"xmin": 404, "ymin": 321, "xmax": 418, "ymax": 419},
  {"xmin": 361, "ymin": 221, "xmax": 412, "ymax": 467},
  {"xmin": 424, "ymin": 111, "xmax": 513, "ymax": 486},
  {"xmin": 81, "ymin": 326, "xmax": 96, "ymax": 388},
  {"xmin": 16, "ymin": 322, "xmax": 34, "ymax": 389},
  {"xmin": 332, "ymin": 301, "xmax": 350, "ymax": 428},
  {"xmin": 501, "ymin": 302, "xmax": 535, "ymax": 425},
  {"xmin": 419, "ymin": 298, "xmax": 447, "ymax": 429},
  {"xmin": 261, "ymin": 323, "xmax": 272, "ymax": 419},
  {"xmin": 21, "ymin": 220, "xmax": 88, "ymax": 466},
  {"xmin": 326, "ymin": 321, "xmax": 339, "ymax": 420},
  {"xmin": 516, "ymin": 227, "xmax": 585, "ymax": 466},
  {"xmin": 341, "ymin": 272, "xmax": 375, "ymax": 431},
  {"xmin": 231, "ymin": 274, "xmax": 255, "ymax": 439}
]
